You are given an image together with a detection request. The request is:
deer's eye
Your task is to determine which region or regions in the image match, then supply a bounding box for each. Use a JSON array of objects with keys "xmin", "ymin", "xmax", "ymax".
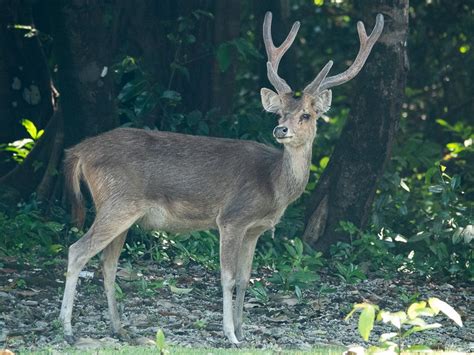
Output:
[{"xmin": 300, "ymin": 113, "xmax": 311, "ymax": 121}]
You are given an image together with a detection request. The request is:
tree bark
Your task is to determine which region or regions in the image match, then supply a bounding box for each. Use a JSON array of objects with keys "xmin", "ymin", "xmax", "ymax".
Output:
[
  {"xmin": 303, "ymin": 0, "xmax": 409, "ymax": 253},
  {"xmin": 51, "ymin": 0, "xmax": 120, "ymax": 147},
  {"xmin": 0, "ymin": 0, "xmax": 121, "ymax": 201},
  {"xmin": 0, "ymin": 0, "xmax": 56, "ymax": 176},
  {"xmin": 210, "ymin": 0, "xmax": 240, "ymax": 116}
]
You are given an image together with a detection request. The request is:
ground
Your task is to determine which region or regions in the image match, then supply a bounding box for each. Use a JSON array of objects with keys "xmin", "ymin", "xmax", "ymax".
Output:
[{"xmin": 0, "ymin": 257, "xmax": 472, "ymax": 353}]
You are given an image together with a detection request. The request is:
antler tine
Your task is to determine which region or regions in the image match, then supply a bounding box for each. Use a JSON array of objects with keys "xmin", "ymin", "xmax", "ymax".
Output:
[
  {"xmin": 314, "ymin": 14, "xmax": 384, "ymax": 93},
  {"xmin": 263, "ymin": 11, "xmax": 300, "ymax": 94},
  {"xmin": 303, "ymin": 60, "xmax": 334, "ymax": 94}
]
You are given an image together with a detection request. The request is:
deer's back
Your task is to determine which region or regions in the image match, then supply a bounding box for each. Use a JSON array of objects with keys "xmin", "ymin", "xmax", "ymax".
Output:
[{"xmin": 67, "ymin": 128, "xmax": 283, "ymax": 232}]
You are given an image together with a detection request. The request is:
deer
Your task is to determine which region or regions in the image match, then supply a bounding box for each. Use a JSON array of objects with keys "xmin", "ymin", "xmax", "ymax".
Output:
[{"xmin": 59, "ymin": 11, "xmax": 384, "ymax": 345}]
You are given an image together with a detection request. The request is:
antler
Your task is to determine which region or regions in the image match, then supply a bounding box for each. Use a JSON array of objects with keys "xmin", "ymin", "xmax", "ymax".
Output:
[
  {"xmin": 304, "ymin": 14, "xmax": 384, "ymax": 95},
  {"xmin": 263, "ymin": 11, "xmax": 300, "ymax": 94}
]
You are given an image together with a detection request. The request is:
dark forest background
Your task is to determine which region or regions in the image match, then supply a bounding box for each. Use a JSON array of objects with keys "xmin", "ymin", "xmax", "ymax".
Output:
[{"xmin": 0, "ymin": 0, "xmax": 472, "ymax": 283}]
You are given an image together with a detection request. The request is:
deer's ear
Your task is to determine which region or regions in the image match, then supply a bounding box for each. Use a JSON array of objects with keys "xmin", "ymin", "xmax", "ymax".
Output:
[
  {"xmin": 318, "ymin": 89, "xmax": 332, "ymax": 113},
  {"xmin": 310, "ymin": 90, "xmax": 332, "ymax": 114},
  {"xmin": 261, "ymin": 88, "xmax": 281, "ymax": 113}
]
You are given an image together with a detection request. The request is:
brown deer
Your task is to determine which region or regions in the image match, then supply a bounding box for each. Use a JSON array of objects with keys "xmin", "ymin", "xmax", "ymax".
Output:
[{"xmin": 59, "ymin": 12, "xmax": 384, "ymax": 344}]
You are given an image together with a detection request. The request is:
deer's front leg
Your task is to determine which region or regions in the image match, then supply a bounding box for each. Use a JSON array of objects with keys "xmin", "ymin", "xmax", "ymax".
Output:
[
  {"xmin": 219, "ymin": 226, "xmax": 244, "ymax": 345},
  {"xmin": 233, "ymin": 230, "xmax": 261, "ymax": 341}
]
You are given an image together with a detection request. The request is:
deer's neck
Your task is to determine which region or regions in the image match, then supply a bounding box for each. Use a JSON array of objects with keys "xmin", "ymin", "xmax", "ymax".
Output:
[{"xmin": 275, "ymin": 143, "xmax": 313, "ymax": 204}]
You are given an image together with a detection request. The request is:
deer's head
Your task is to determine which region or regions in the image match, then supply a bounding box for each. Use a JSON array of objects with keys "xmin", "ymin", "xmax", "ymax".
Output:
[{"xmin": 261, "ymin": 12, "xmax": 384, "ymax": 148}]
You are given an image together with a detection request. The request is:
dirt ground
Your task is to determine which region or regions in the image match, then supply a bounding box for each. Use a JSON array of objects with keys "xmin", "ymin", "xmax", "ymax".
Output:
[{"xmin": 0, "ymin": 257, "xmax": 472, "ymax": 352}]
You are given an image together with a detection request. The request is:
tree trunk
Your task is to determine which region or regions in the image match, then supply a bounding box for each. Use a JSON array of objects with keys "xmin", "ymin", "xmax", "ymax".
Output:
[
  {"xmin": 210, "ymin": 0, "xmax": 240, "ymax": 116},
  {"xmin": 0, "ymin": 0, "xmax": 56, "ymax": 176},
  {"xmin": 51, "ymin": 0, "xmax": 120, "ymax": 147},
  {"xmin": 0, "ymin": 0, "xmax": 121, "ymax": 201},
  {"xmin": 303, "ymin": 0, "xmax": 409, "ymax": 253}
]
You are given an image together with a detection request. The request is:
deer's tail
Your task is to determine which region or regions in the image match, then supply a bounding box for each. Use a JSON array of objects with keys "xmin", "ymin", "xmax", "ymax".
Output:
[{"xmin": 64, "ymin": 150, "xmax": 86, "ymax": 229}]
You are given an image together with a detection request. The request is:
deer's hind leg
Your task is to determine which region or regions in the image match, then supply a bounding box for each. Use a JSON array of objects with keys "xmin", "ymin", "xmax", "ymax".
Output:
[
  {"xmin": 101, "ymin": 231, "xmax": 127, "ymax": 337},
  {"xmin": 60, "ymin": 205, "xmax": 143, "ymax": 343}
]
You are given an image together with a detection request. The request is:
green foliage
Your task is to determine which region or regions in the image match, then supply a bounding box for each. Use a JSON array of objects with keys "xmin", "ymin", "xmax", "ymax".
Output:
[
  {"xmin": 265, "ymin": 238, "xmax": 323, "ymax": 293},
  {"xmin": 155, "ymin": 329, "xmax": 168, "ymax": 355},
  {"xmin": 0, "ymin": 119, "xmax": 43, "ymax": 163},
  {"xmin": 249, "ymin": 281, "xmax": 269, "ymax": 304},
  {"xmin": 217, "ymin": 38, "xmax": 262, "ymax": 72},
  {"xmin": 0, "ymin": 199, "xmax": 67, "ymax": 257},
  {"xmin": 333, "ymin": 262, "xmax": 366, "ymax": 284},
  {"xmin": 373, "ymin": 161, "xmax": 473, "ymax": 280},
  {"xmin": 346, "ymin": 297, "xmax": 463, "ymax": 353},
  {"xmin": 122, "ymin": 226, "xmax": 220, "ymax": 270},
  {"xmin": 193, "ymin": 319, "xmax": 208, "ymax": 330},
  {"xmin": 112, "ymin": 10, "xmax": 216, "ymax": 135}
]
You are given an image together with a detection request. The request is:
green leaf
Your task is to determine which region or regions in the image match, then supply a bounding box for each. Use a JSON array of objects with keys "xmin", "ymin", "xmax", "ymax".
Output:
[
  {"xmin": 232, "ymin": 38, "xmax": 263, "ymax": 60},
  {"xmin": 450, "ymin": 175, "xmax": 461, "ymax": 190},
  {"xmin": 155, "ymin": 329, "xmax": 166, "ymax": 351},
  {"xmin": 217, "ymin": 43, "xmax": 232, "ymax": 72},
  {"xmin": 21, "ymin": 119, "xmax": 38, "ymax": 139},
  {"xmin": 405, "ymin": 345, "xmax": 434, "ymax": 351},
  {"xmin": 134, "ymin": 91, "xmax": 158, "ymax": 117},
  {"xmin": 358, "ymin": 304, "xmax": 376, "ymax": 341},
  {"xmin": 118, "ymin": 80, "xmax": 147, "ymax": 102},
  {"xmin": 49, "ymin": 244, "xmax": 63, "ymax": 254},
  {"xmin": 379, "ymin": 311, "xmax": 407, "ymax": 329},
  {"xmin": 425, "ymin": 166, "xmax": 438, "ymax": 185},
  {"xmin": 345, "ymin": 303, "xmax": 371, "ymax": 321},
  {"xmin": 403, "ymin": 323, "xmax": 441, "ymax": 338},
  {"xmin": 407, "ymin": 301, "xmax": 427, "ymax": 319},
  {"xmin": 400, "ymin": 179, "xmax": 410, "ymax": 192},
  {"xmin": 284, "ymin": 243, "xmax": 297, "ymax": 258},
  {"xmin": 379, "ymin": 332, "xmax": 398, "ymax": 342},
  {"xmin": 428, "ymin": 185, "xmax": 444, "ymax": 193},
  {"xmin": 294, "ymin": 285, "xmax": 302, "ymax": 300},
  {"xmin": 320, "ymin": 156, "xmax": 329, "ymax": 169},
  {"xmin": 294, "ymin": 238, "xmax": 304, "ymax": 256},
  {"xmin": 170, "ymin": 62, "xmax": 190, "ymax": 81},
  {"xmin": 428, "ymin": 298, "xmax": 463, "ymax": 326},
  {"xmin": 345, "ymin": 307, "xmax": 358, "ymax": 321},
  {"xmin": 161, "ymin": 90, "xmax": 182, "ymax": 102}
]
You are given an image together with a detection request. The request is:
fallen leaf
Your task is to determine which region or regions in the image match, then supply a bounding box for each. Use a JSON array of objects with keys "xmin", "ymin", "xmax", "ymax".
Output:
[
  {"xmin": 169, "ymin": 285, "xmax": 193, "ymax": 295},
  {"xmin": 116, "ymin": 268, "xmax": 140, "ymax": 281}
]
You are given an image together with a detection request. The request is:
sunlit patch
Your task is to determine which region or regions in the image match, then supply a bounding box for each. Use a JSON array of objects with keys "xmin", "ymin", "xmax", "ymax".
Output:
[{"xmin": 394, "ymin": 234, "xmax": 407, "ymax": 243}]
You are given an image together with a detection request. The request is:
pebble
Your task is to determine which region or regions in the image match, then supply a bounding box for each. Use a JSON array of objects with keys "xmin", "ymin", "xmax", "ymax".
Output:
[{"xmin": 23, "ymin": 300, "xmax": 38, "ymax": 306}]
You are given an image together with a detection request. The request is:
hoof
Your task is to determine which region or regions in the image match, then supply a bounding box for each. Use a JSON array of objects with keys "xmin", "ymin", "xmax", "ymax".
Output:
[
  {"xmin": 235, "ymin": 327, "xmax": 244, "ymax": 342},
  {"xmin": 64, "ymin": 334, "xmax": 77, "ymax": 345},
  {"xmin": 114, "ymin": 329, "xmax": 132, "ymax": 343},
  {"xmin": 224, "ymin": 331, "xmax": 241, "ymax": 346},
  {"xmin": 232, "ymin": 341, "xmax": 242, "ymax": 348}
]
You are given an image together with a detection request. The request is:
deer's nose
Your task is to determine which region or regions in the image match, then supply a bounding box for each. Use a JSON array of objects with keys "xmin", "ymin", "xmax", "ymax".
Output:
[{"xmin": 273, "ymin": 126, "xmax": 288, "ymax": 138}]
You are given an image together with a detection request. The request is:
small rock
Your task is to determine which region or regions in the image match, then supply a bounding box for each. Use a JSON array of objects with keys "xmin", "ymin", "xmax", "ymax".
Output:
[
  {"xmin": 0, "ymin": 292, "xmax": 14, "ymax": 299},
  {"xmin": 34, "ymin": 321, "xmax": 48, "ymax": 330},
  {"xmin": 24, "ymin": 300, "xmax": 38, "ymax": 306},
  {"xmin": 135, "ymin": 336, "xmax": 155, "ymax": 346}
]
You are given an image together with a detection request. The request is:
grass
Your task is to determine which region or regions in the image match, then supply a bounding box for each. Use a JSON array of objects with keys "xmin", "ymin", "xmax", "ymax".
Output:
[
  {"xmin": 15, "ymin": 344, "xmax": 470, "ymax": 354},
  {"xmin": 15, "ymin": 345, "xmax": 346, "ymax": 355}
]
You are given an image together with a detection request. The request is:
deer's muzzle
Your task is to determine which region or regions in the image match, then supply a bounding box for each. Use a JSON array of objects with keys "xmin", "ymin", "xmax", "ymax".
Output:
[{"xmin": 273, "ymin": 125, "xmax": 290, "ymax": 139}]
